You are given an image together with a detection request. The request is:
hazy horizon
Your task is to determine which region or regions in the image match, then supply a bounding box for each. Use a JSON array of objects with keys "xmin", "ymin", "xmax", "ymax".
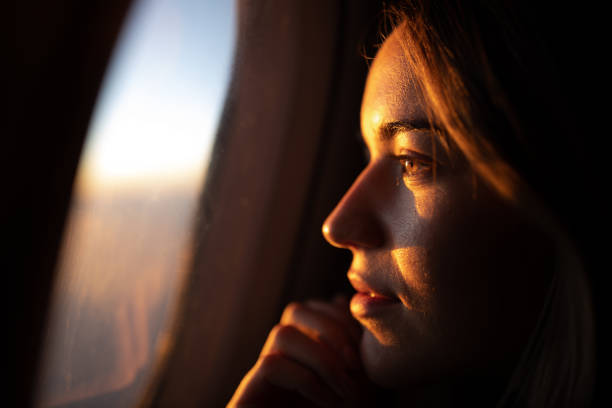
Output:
[{"xmin": 36, "ymin": 0, "xmax": 235, "ymax": 406}]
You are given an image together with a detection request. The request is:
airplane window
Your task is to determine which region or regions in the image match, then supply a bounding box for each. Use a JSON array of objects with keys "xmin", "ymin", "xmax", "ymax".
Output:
[{"xmin": 34, "ymin": 0, "xmax": 235, "ymax": 407}]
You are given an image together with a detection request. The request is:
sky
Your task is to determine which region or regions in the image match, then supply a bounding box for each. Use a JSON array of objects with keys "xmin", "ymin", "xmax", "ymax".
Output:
[
  {"xmin": 79, "ymin": 0, "xmax": 235, "ymax": 188},
  {"xmin": 36, "ymin": 2, "xmax": 236, "ymax": 405}
]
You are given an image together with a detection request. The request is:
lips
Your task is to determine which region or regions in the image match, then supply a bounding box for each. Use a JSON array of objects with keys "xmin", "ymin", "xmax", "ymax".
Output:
[
  {"xmin": 347, "ymin": 270, "xmax": 395, "ymax": 298},
  {"xmin": 348, "ymin": 270, "xmax": 400, "ymax": 317}
]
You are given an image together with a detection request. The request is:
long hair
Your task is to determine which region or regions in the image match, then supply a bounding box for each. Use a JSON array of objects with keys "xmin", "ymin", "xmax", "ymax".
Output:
[{"xmin": 384, "ymin": 1, "xmax": 595, "ymax": 406}]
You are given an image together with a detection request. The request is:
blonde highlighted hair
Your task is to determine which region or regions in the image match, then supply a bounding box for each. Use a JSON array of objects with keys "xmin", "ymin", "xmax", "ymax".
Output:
[{"xmin": 384, "ymin": 1, "xmax": 595, "ymax": 406}]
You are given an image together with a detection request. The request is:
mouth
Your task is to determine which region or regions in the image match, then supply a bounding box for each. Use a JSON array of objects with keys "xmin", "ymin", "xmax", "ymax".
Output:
[{"xmin": 348, "ymin": 271, "xmax": 400, "ymax": 317}]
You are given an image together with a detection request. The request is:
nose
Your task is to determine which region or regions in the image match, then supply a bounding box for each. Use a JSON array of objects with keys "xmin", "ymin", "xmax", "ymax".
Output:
[{"xmin": 322, "ymin": 164, "xmax": 387, "ymax": 249}]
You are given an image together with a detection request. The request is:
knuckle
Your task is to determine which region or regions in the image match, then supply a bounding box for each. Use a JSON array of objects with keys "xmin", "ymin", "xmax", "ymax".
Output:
[
  {"xmin": 269, "ymin": 323, "xmax": 296, "ymax": 344},
  {"xmin": 281, "ymin": 301, "xmax": 303, "ymax": 322},
  {"xmin": 258, "ymin": 352, "xmax": 283, "ymax": 373}
]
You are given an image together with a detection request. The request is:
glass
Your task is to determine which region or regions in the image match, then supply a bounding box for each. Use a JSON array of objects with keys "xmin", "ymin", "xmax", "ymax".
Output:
[{"xmin": 34, "ymin": 0, "xmax": 235, "ymax": 406}]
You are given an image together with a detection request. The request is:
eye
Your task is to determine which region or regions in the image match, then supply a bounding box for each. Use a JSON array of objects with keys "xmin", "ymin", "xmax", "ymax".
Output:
[{"xmin": 400, "ymin": 156, "xmax": 433, "ymax": 178}]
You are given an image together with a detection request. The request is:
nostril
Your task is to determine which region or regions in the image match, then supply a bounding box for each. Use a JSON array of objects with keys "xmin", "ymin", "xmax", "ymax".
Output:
[
  {"xmin": 322, "ymin": 214, "xmax": 351, "ymax": 249},
  {"xmin": 322, "ymin": 211, "xmax": 386, "ymax": 250}
]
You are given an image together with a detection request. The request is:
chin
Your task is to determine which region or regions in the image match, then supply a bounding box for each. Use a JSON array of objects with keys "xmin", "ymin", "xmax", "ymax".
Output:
[
  {"xmin": 360, "ymin": 330, "xmax": 411, "ymax": 388},
  {"xmin": 360, "ymin": 327, "xmax": 447, "ymax": 391}
]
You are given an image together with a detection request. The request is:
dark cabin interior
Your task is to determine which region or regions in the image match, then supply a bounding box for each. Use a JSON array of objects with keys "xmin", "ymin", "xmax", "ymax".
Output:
[{"xmin": 13, "ymin": 1, "xmax": 608, "ymax": 406}]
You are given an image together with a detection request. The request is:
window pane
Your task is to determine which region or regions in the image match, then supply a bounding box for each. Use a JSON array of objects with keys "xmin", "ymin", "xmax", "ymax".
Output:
[{"xmin": 35, "ymin": 0, "xmax": 235, "ymax": 406}]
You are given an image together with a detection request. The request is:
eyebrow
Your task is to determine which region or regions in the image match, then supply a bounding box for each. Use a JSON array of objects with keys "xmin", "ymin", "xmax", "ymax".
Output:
[{"xmin": 378, "ymin": 119, "xmax": 438, "ymax": 141}]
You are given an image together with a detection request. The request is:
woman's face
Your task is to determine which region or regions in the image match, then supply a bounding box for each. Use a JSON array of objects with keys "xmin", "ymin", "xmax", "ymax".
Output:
[{"xmin": 322, "ymin": 29, "xmax": 553, "ymax": 389}]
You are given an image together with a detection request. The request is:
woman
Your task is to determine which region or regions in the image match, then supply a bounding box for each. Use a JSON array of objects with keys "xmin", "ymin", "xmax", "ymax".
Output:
[{"xmin": 229, "ymin": 1, "xmax": 596, "ymax": 406}]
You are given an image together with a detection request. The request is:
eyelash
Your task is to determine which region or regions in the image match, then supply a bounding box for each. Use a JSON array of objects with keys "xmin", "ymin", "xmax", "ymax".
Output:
[{"xmin": 399, "ymin": 156, "xmax": 433, "ymax": 178}]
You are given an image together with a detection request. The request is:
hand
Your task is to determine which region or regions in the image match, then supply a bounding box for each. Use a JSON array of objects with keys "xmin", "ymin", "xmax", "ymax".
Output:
[{"xmin": 227, "ymin": 295, "xmax": 376, "ymax": 407}]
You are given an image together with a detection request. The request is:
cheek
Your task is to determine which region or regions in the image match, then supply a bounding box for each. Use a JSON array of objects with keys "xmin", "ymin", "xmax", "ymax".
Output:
[
  {"xmin": 390, "ymin": 247, "xmax": 432, "ymax": 312},
  {"xmin": 412, "ymin": 183, "xmax": 553, "ymax": 370},
  {"xmin": 387, "ymin": 182, "xmax": 465, "ymax": 311},
  {"xmin": 419, "ymin": 191, "xmax": 506, "ymax": 334},
  {"xmin": 361, "ymin": 173, "xmax": 554, "ymax": 386},
  {"xmin": 387, "ymin": 179, "xmax": 519, "ymax": 365}
]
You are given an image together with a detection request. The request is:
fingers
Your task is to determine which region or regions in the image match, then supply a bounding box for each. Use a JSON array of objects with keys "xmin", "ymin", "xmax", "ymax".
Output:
[
  {"xmin": 281, "ymin": 301, "xmax": 361, "ymax": 370},
  {"xmin": 230, "ymin": 352, "xmax": 339, "ymax": 407},
  {"xmin": 305, "ymin": 297, "xmax": 362, "ymax": 344},
  {"xmin": 264, "ymin": 324, "xmax": 359, "ymax": 399},
  {"xmin": 229, "ymin": 296, "xmax": 369, "ymax": 407}
]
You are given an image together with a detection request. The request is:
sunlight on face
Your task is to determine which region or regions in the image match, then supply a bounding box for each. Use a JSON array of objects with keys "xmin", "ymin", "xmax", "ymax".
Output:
[
  {"xmin": 323, "ymin": 27, "xmax": 554, "ymax": 390},
  {"xmin": 390, "ymin": 247, "xmax": 432, "ymax": 311}
]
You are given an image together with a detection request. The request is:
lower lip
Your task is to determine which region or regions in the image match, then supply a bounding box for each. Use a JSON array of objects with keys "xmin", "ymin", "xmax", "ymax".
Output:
[{"xmin": 350, "ymin": 292, "xmax": 399, "ymax": 317}]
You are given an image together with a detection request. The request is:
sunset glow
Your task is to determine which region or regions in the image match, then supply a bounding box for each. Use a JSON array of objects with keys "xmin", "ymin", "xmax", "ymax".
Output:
[
  {"xmin": 78, "ymin": 0, "xmax": 235, "ymax": 188},
  {"xmin": 36, "ymin": 0, "xmax": 235, "ymax": 407}
]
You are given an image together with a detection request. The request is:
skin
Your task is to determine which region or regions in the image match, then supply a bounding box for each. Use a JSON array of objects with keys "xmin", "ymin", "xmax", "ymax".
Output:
[{"xmin": 229, "ymin": 28, "xmax": 553, "ymax": 407}]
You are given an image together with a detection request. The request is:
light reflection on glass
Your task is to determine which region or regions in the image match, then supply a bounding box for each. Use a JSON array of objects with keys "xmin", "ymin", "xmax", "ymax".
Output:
[{"xmin": 35, "ymin": 0, "xmax": 234, "ymax": 406}]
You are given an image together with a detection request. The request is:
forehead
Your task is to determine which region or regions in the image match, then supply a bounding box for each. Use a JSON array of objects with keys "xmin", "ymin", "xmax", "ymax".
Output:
[{"xmin": 361, "ymin": 30, "xmax": 428, "ymax": 138}]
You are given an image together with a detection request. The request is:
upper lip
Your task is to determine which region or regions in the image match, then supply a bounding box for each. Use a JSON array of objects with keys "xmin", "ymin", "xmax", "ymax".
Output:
[{"xmin": 347, "ymin": 270, "xmax": 397, "ymax": 300}]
